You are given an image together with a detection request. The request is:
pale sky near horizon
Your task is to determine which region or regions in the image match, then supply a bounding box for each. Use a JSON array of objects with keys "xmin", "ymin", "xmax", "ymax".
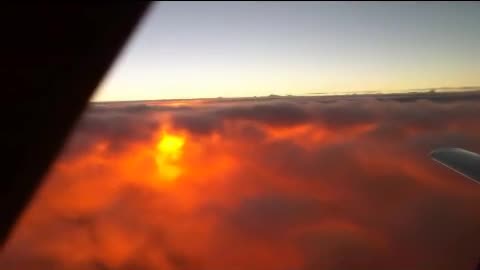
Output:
[{"xmin": 92, "ymin": 1, "xmax": 480, "ymax": 102}]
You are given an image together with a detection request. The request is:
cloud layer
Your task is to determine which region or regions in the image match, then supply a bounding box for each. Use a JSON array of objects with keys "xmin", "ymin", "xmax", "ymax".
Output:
[{"xmin": 2, "ymin": 93, "xmax": 480, "ymax": 270}]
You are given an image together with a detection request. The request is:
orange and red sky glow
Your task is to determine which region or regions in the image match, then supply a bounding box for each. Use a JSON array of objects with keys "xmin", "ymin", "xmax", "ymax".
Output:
[{"xmin": 2, "ymin": 93, "xmax": 480, "ymax": 270}]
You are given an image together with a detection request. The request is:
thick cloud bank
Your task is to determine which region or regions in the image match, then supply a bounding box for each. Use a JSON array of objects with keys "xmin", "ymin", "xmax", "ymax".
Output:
[{"xmin": 2, "ymin": 92, "xmax": 480, "ymax": 270}]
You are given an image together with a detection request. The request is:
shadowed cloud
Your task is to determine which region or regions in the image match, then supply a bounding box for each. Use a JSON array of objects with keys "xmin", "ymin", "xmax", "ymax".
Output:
[{"xmin": 2, "ymin": 92, "xmax": 480, "ymax": 270}]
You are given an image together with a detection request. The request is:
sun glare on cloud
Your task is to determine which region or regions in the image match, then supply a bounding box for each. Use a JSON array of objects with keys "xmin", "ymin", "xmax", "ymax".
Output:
[{"xmin": 154, "ymin": 132, "xmax": 185, "ymax": 181}]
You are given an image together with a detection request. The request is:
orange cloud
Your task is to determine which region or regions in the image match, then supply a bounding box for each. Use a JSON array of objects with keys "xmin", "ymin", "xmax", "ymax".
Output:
[{"xmin": 2, "ymin": 93, "xmax": 480, "ymax": 270}]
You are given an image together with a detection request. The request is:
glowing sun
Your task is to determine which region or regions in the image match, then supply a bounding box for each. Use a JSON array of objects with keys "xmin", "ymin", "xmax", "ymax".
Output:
[{"xmin": 154, "ymin": 133, "xmax": 185, "ymax": 181}]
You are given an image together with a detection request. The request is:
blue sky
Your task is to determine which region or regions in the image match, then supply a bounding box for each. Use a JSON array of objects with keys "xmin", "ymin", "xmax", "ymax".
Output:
[{"xmin": 92, "ymin": 1, "xmax": 480, "ymax": 101}]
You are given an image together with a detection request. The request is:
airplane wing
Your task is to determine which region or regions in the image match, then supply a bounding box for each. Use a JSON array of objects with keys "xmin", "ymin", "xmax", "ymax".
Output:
[
  {"xmin": 430, "ymin": 148, "xmax": 480, "ymax": 184},
  {"xmin": 0, "ymin": 4, "xmax": 150, "ymax": 247}
]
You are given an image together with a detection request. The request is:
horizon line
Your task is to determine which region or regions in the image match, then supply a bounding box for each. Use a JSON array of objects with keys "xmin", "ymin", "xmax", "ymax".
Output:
[{"xmin": 91, "ymin": 86, "xmax": 480, "ymax": 104}]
